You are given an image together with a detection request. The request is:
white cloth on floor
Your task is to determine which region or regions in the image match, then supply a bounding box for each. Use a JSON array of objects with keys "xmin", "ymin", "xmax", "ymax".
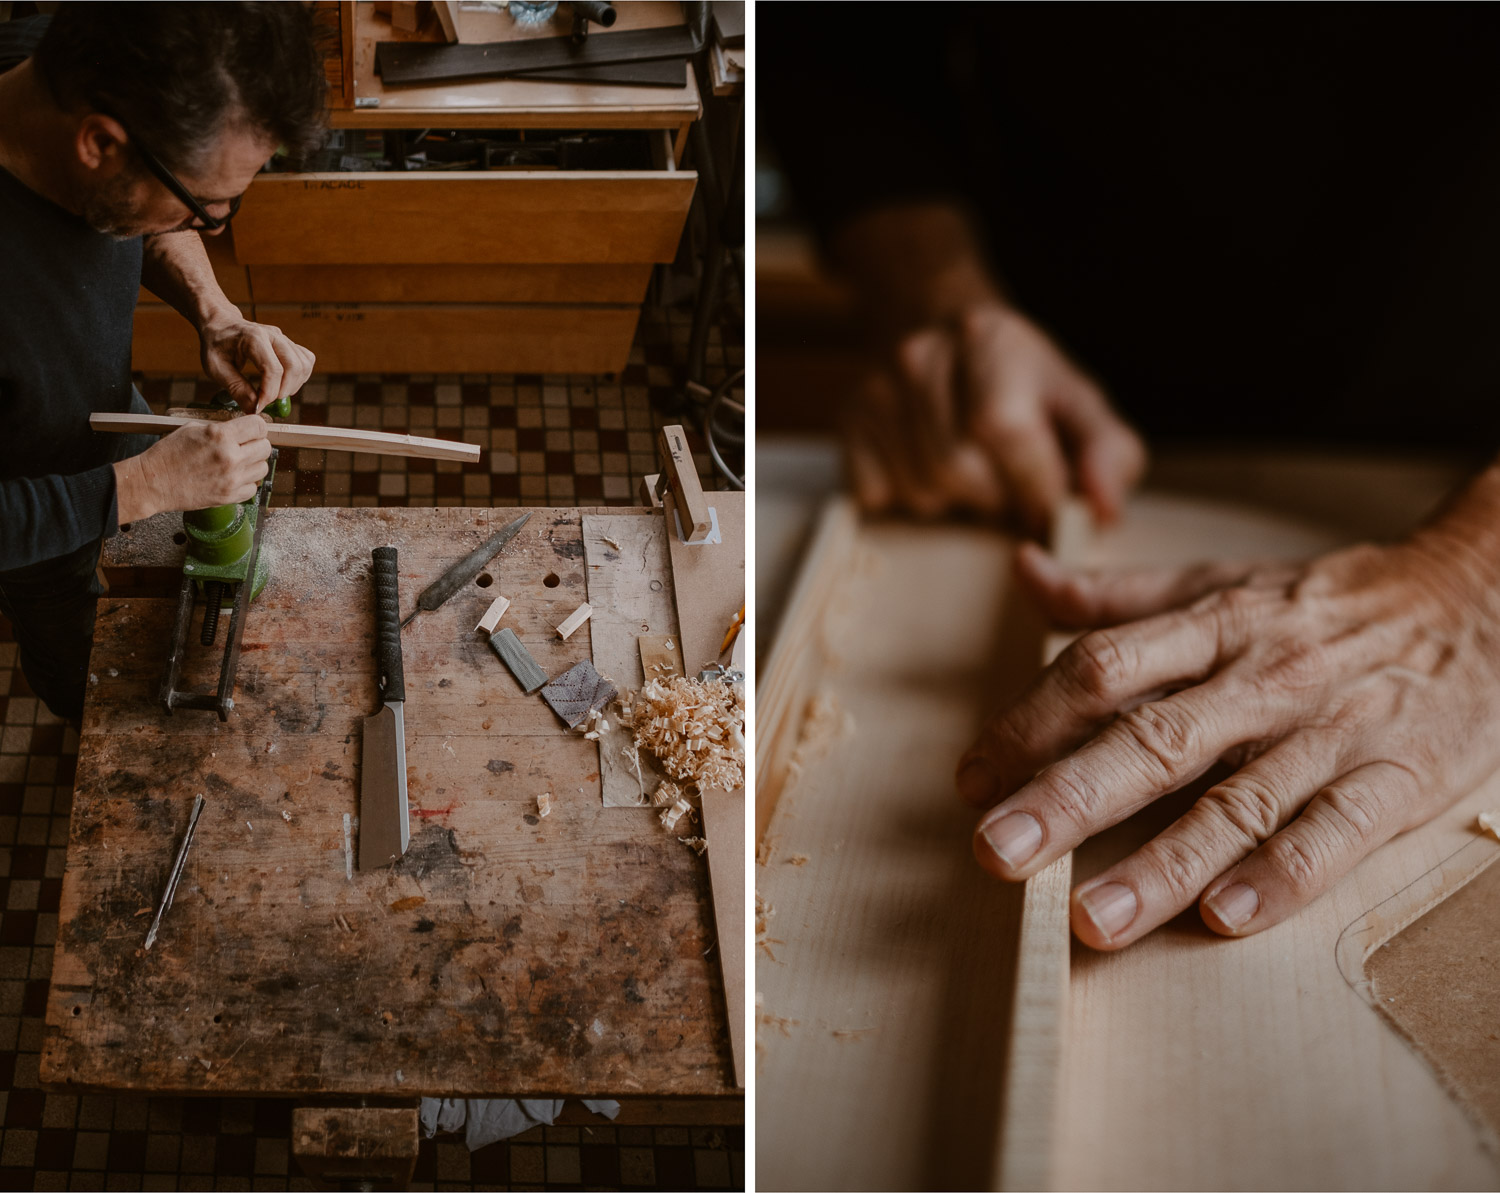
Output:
[{"xmin": 418, "ymin": 1097, "xmax": 621, "ymax": 1151}]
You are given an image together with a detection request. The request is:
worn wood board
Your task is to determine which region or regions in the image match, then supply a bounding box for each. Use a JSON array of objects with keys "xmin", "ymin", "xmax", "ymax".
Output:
[
  {"xmin": 581, "ymin": 513, "xmax": 678, "ymax": 807},
  {"xmin": 663, "ymin": 490, "xmax": 745, "ymax": 676},
  {"xmin": 44, "ymin": 507, "xmax": 738, "ymax": 1099},
  {"xmin": 757, "ymin": 489, "xmax": 1500, "ymax": 1190},
  {"xmin": 701, "ymin": 787, "xmax": 745, "ymax": 1089}
]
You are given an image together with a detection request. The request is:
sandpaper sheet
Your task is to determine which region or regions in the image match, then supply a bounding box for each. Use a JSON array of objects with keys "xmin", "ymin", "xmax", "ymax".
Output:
[{"xmin": 1366, "ymin": 856, "xmax": 1500, "ymax": 1139}]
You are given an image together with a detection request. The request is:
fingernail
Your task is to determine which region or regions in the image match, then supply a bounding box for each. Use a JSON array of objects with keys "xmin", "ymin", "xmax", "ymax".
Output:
[
  {"xmin": 1205, "ymin": 882, "xmax": 1259, "ymax": 931},
  {"xmin": 1079, "ymin": 882, "xmax": 1138, "ymax": 941},
  {"xmin": 978, "ymin": 812, "xmax": 1043, "ymax": 871},
  {"xmin": 956, "ymin": 759, "xmax": 995, "ymax": 805}
]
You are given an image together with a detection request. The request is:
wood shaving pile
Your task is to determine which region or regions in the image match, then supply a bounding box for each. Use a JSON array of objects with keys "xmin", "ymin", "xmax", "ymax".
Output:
[
  {"xmin": 679, "ymin": 835, "xmax": 707, "ymax": 856},
  {"xmin": 652, "ymin": 779, "xmax": 684, "ymax": 808},
  {"xmin": 619, "ymin": 675, "xmax": 745, "ymax": 795},
  {"xmin": 537, "ymin": 792, "xmax": 552, "ymax": 819}
]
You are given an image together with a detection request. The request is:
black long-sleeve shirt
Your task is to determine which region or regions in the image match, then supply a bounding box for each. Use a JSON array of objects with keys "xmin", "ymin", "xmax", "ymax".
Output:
[
  {"xmin": 762, "ymin": 6, "xmax": 1500, "ymax": 453},
  {"xmin": 1, "ymin": 15, "xmax": 142, "ymax": 571}
]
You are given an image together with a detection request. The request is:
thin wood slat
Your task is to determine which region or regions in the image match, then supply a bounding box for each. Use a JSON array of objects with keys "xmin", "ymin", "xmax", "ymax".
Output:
[{"xmin": 89, "ymin": 412, "xmax": 481, "ymax": 463}]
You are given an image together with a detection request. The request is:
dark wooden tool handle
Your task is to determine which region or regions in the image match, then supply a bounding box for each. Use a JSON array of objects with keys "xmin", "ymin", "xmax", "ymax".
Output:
[{"xmin": 372, "ymin": 547, "xmax": 405, "ymax": 701}]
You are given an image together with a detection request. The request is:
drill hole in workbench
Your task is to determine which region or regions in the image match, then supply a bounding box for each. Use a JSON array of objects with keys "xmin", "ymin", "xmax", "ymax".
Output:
[
  {"xmin": 172, "ymin": 532, "xmax": 186, "ymax": 545},
  {"xmin": 543, "ymin": 573, "xmax": 560, "ymax": 588},
  {"xmin": 71, "ymin": 1006, "xmax": 80, "ymax": 1016},
  {"xmin": 475, "ymin": 573, "xmax": 493, "ymax": 588},
  {"xmin": 213, "ymin": 1014, "xmax": 222, "ymax": 1024}
]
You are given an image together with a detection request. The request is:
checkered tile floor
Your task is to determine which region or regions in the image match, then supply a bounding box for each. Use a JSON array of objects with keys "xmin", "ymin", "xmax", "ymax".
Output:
[{"xmin": 0, "ymin": 303, "xmax": 744, "ymax": 1191}]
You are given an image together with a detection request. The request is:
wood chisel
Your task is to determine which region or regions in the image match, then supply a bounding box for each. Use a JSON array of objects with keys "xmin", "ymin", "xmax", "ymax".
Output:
[
  {"xmin": 360, "ymin": 547, "xmax": 409, "ymax": 870},
  {"xmin": 400, "ymin": 511, "xmax": 532, "ymax": 628}
]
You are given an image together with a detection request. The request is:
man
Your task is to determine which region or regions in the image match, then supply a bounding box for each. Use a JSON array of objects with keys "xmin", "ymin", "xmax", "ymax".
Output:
[
  {"xmin": 764, "ymin": 7, "xmax": 1500, "ymax": 949},
  {"xmin": 0, "ymin": 3, "xmax": 326, "ymax": 722}
]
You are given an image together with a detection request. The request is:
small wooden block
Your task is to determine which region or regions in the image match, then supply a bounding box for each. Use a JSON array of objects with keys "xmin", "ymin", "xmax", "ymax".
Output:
[
  {"xmin": 658, "ymin": 425, "xmax": 712, "ymax": 542},
  {"xmin": 292, "ymin": 1106, "xmax": 418, "ymax": 1190},
  {"xmin": 390, "ymin": 0, "xmax": 422, "ymax": 33},
  {"xmin": 488, "ymin": 627, "xmax": 546, "ymax": 694},
  {"xmin": 640, "ymin": 473, "xmax": 663, "ymax": 508},
  {"xmin": 475, "ymin": 594, "xmax": 511, "ymax": 634},
  {"xmin": 556, "ymin": 602, "xmax": 593, "ymax": 640},
  {"xmin": 540, "ymin": 660, "xmax": 617, "ymax": 729},
  {"xmin": 638, "ymin": 634, "xmax": 684, "ymax": 679}
]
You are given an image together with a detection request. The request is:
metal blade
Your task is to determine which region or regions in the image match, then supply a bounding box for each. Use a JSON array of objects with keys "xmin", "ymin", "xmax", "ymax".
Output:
[{"xmin": 359, "ymin": 702, "xmax": 408, "ymax": 870}]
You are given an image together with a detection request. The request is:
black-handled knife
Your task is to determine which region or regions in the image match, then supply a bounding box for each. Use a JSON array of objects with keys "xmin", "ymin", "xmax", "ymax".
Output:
[{"xmin": 360, "ymin": 546, "xmax": 409, "ymax": 870}]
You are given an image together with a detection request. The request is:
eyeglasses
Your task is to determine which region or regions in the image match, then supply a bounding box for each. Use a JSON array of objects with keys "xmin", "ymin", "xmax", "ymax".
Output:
[{"xmin": 131, "ymin": 137, "xmax": 243, "ymax": 230}]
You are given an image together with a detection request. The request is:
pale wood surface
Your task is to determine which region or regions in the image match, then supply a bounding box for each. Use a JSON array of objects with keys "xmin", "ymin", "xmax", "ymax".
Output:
[
  {"xmin": 581, "ymin": 513, "xmax": 678, "ymax": 808},
  {"xmin": 42, "ymin": 507, "xmax": 737, "ymax": 1099},
  {"xmin": 89, "ymin": 413, "xmax": 481, "ymax": 463},
  {"xmin": 757, "ymin": 479, "xmax": 1500, "ymax": 1191},
  {"xmin": 701, "ymin": 787, "xmax": 746, "ymax": 1089},
  {"xmin": 245, "ymin": 263, "xmax": 651, "ymax": 304},
  {"xmin": 249, "ymin": 303, "xmax": 641, "ymax": 376},
  {"xmin": 336, "ymin": 0, "xmax": 701, "ymax": 129},
  {"xmin": 231, "ymin": 174, "xmax": 697, "ymax": 267},
  {"xmin": 663, "ymin": 491, "xmax": 745, "ymax": 676}
]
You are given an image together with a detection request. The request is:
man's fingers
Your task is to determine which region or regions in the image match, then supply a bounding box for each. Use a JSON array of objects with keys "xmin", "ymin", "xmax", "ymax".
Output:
[
  {"xmin": 958, "ymin": 609, "xmax": 1231, "ymax": 809},
  {"xmin": 1051, "ymin": 381, "xmax": 1147, "ymax": 523},
  {"xmin": 225, "ymin": 414, "xmax": 270, "ymax": 444},
  {"xmin": 1069, "ymin": 731, "xmax": 1344, "ymax": 949},
  {"xmin": 972, "ymin": 675, "xmax": 1278, "ymax": 880},
  {"xmin": 969, "ymin": 409, "xmax": 1069, "ymax": 536},
  {"xmin": 1199, "ymin": 762, "xmax": 1416, "ymax": 937},
  {"xmin": 1015, "ymin": 544, "xmax": 1265, "ymax": 629}
]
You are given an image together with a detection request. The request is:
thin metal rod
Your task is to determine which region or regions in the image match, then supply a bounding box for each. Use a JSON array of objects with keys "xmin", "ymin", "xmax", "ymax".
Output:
[{"xmin": 143, "ymin": 793, "xmax": 207, "ymax": 951}]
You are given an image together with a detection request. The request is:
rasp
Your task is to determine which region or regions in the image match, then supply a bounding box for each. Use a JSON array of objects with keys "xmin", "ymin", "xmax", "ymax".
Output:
[{"xmin": 400, "ymin": 511, "xmax": 531, "ymax": 628}]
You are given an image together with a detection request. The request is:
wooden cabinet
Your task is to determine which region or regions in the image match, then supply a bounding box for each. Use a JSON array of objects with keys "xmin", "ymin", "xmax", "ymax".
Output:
[{"xmin": 132, "ymin": 1, "xmax": 701, "ymax": 377}]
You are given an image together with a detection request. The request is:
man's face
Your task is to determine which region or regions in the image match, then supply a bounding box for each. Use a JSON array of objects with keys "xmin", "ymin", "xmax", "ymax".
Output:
[{"xmin": 82, "ymin": 122, "xmax": 276, "ymax": 240}]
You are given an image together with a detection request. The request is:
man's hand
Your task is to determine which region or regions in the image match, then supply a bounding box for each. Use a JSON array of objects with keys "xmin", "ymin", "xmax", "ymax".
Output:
[
  {"xmin": 199, "ymin": 315, "xmax": 316, "ymax": 413},
  {"xmin": 955, "ymin": 512, "xmax": 1500, "ymax": 949},
  {"xmin": 113, "ymin": 416, "xmax": 273, "ymax": 524},
  {"xmin": 846, "ymin": 304, "xmax": 1147, "ymax": 532}
]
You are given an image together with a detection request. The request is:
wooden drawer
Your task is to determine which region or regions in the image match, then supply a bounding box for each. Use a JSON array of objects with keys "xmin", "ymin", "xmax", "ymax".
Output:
[
  {"xmin": 257, "ymin": 302, "xmax": 640, "ymax": 373},
  {"xmin": 247, "ymin": 262, "xmax": 651, "ymax": 304},
  {"xmin": 232, "ymin": 159, "xmax": 696, "ymax": 266},
  {"xmin": 131, "ymin": 303, "xmax": 249, "ymax": 373}
]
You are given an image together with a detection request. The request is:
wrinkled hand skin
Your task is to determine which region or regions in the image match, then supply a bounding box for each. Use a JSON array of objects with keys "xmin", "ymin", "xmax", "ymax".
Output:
[
  {"xmin": 199, "ymin": 316, "xmax": 316, "ymax": 412},
  {"xmin": 844, "ymin": 304, "xmax": 1146, "ymax": 534},
  {"xmin": 955, "ymin": 514, "xmax": 1500, "ymax": 950}
]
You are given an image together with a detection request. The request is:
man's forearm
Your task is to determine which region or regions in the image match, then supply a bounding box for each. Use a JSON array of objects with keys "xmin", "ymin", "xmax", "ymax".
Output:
[
  {"xmin": 827, "ymin": 201, "xmax": 1009, "ymax": 333},
  {"xmin": 140, "ymin": 231, "xmax": 239, "ymax": 331}
]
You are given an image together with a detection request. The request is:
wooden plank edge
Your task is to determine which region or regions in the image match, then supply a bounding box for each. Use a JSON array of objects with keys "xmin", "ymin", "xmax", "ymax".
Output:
[
  {"xmin": 754, "ymin": 496, "xmax": 859, "ymax": 843},
  {"xmin": 994, "ymin": 496, "xmax": 1093, "ymax": 1191}
]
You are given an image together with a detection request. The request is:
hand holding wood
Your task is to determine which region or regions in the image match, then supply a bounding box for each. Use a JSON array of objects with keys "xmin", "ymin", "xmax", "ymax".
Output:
[{"xmin": 956, "ymin": 511, "xmax": 1500, "ymax": 949}]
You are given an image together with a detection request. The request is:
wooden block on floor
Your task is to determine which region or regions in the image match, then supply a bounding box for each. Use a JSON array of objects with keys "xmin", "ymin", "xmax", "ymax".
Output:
[
  {"xmin": 638, "ymin": 633, "xmax": 684, "ymax": 680},
  {"xmin": 489, "ymin": 627, "xmax": 546, "ymax": 694},
  {"xmin": 556, "ymin": 602, "xmax": 593, "ymax": 640},
  {"xmin": 475, "ymin": 594, "xmax": 511, "ymax": 634},
  {"xmin": 292, "ymin": 1106, "xmax": 418, "ymax": 1190}
]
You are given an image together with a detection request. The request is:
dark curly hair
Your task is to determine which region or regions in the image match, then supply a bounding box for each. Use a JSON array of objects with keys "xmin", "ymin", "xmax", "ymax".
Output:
[{"xmin": 33, "ymin": 2, "xmax": 328, "ymax": 173}]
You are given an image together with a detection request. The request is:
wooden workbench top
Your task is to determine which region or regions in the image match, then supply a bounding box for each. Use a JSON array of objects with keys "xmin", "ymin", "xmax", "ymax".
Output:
[{"xmin": 42, "ymin": 506, "xmax": 735, "ymax": 1100}]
